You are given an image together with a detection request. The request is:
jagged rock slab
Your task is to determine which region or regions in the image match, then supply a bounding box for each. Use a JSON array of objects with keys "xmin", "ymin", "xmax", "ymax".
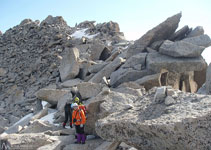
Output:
[
  {"xmin": 121, "ymin": 53, "xmax": 147, "ymax": 69},
  {"xmin": 135, "ymin": 73, "xmax": 162, "ymax": 90},
  {"xmin": 88, "ymin": 61, "xmax": 109, "ymax": 73},
  {"xmin": 113, "ymin": 87, "xmax": 143, "ymax": 97},
  {"xmin": 89, "ymin": 57, "xmax": 125, "ymax": 83},
  {"xmin": 59, "ymin": 47, "xmax": 80, "ymax": 81},
  {"xmin": 182, "ymin": 34, "xmax": 211, "ymax": 47},
  {"xmin": 146, "ymin": 53, "xmax": 207, "ymax": 73},
  {"xmin": 169, "ymin": 25, "xmax": 190, "ymax": 41},
  {"xmin": 159, "ymin": 40, "xmax": 205, "ymax": 58},
  {"xmin": 85, "ymin": 90, "xmax": 138, "ymax": 135},
  {"xmin": 35, "ymin": 88, "xmax": 70, "ymax": 105},
  {"xmin": 37, "ymin": 135, "xmax": 75, "ymax": 150},
  {"xmin": 0, "ymin": 133, "xmax": 54, "ymax": 149},
  {"xmin": 206, "ymin": 63, "xmax": 211, "ymax": 94},
  {"xmin": 90, "ymin": 41, "xmax": 106, "ymax": 60},
  {"xmin": 96, "ymin": 87, "xmax": 211, "ymax": 150},
  {"xmin": 187, "ymin": 26, "xmax": 204, "ymax": 38},
  {"xmin": 0, "ymin": 68, "xmax": 7, "ymax": 76},
  {"xmin": 60, "ymin": 78, "xmax": 83, "ymax": 88},
  {"xmin": 77, "ymin": 82, "xmax": 103, "ymax": 99},
  {"xmin": 20, "ymin": 120, "xmax": 53, "ymax": 133},
  {"xmin": 110, "ymin": 68, "xmax": 152, "ymax": 87},
  {"xmin": 127, "ymin": 13, "xmax": 181, "ymax": 58}
]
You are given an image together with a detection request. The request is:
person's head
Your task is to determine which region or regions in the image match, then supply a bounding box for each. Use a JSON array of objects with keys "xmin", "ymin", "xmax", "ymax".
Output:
[
  {"xmin": 74, "ymin": 97, "xmax": 80, "ymax": 104},
  {"xmin": 71, "ymin": 103, "xmax": 78, "ymax": 110}
]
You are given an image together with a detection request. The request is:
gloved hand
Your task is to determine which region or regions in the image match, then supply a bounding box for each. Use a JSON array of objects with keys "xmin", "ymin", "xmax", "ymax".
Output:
[
  {"xmin": 80, "ymin": 124, "xmax": 84, "ymax": 128},
  {"xmin": 70, "ymin": 123, "xmax": 73, "ymax": 128}
]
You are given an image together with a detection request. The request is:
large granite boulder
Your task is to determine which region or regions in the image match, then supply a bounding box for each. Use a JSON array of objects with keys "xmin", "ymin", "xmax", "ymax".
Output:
[
  {"xmin": 40, "ymin": 15, "xmax": 67, "ymax": 26},
  {"xmin": 159, "ymin": 40, "xmax": 205, "ymax": 58},
  {"xmin": 182, "ymin": 34, "xmax": 211, "ymax": 47},
  {"xmin": 169, "ymin": 25, "xmax": 190, "ymax": 41},
  {"xmin": 206, "ymin": 63, "xmax": 211, "ymax": 94},
  {"xmin": 85, "ymin": 89, "xmax": 139, "ymax": 135},
  {"xmin": 187, "ymin": 26, "xmax": 204, "ymax": 38},
  {"xmin": 77, "ymin": 82, "xmax": 103, "ymax": 99},
  {"xmin": 59, "ymin": 47, "xmax": 80, "ymax": 82},
  {"xmin": 121, "ymin": 53, "xmax": 147, "ymax": 69},
  {"xmin": 36, "ymin": 88, "xmax": 70, "ymax": 105},
  {"xmin": 146, "ymin": 53, "xmax": 207, "ymax": 73},
  {"xmin": 20, "ymin": 120, "xmax": 53, "ymax": 133},
  {"xmin": 110, "ymin": 68, "xmax": 152, "ymax": 87},
  {"xmin": 0, "ymin": 133, "xmax": 57, "ymax": 150},
  {"xmin": 135, "ymin": 73, "xmax": 163, "ymax": 90},
  {"xmin": 96, "ymin": 87, "xmax": 211, "ymax": 150},
  {"xmin": 89, "ymin": 57, "xmax": 125, "ymax": 83},
  {"xmin": 90, "ymin": 41, "xmax": 106, "ymax": 60},
  {"xmin": 127, "ymin": 13, "xmax": 182, "ymax": 58}
]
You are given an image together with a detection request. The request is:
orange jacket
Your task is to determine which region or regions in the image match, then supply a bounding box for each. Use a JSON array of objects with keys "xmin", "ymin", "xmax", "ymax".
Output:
[
  {"xmin": 78, "ymin": 105, "xmax": 87, "ymax": 114},
  {"xmin": 72, "ymin": 108, "xmax": 86, "ymax": 125}
]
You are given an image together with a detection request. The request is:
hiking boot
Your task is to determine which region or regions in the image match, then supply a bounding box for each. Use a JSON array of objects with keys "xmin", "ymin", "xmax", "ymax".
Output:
[
  {"xmin": 74, "ymin": 141, "xmax": 80, "ymax": 144},
  {"xmin": 63, "ymin": 123, "xmax": 66, "ymax": 128}
]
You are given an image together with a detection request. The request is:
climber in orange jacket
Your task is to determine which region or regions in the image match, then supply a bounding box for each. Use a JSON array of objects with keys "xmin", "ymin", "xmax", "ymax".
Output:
[{"xmin": 72, "ymin": 103, "xmax": 86, "ymax": 144}]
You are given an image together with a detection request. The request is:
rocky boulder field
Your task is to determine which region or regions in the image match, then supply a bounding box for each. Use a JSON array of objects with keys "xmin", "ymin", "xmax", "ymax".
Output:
[{"xmin": 0, "ymin": 13, "xmax": 211, "ymax": 150}]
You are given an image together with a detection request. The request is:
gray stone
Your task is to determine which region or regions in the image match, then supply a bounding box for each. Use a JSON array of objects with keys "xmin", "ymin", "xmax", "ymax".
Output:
[
  {"xmin": 0, "ymin": 116, "xmax": 9, "ymax": 127},
  {"xmin": 146, "ymin": 53, "xmax": 207, "ymax": 73},
  {"xmin": 0, "ymin": 126, "xmax": 5, "ymax": 134},
  {"xmin": 63, "ymin": 138, "xmax": 104, "ymax": 150},
  {"xmin": 113, "ymin": 86, "xmax": 143, "ymax": 97},
  {"xmin": 135, "ymin": 73, "xmax": 162, "ymax": 90},
  {"xmin": 59, "ymin": 47, "xmax": 80, "ymax": 82},
  {"xmin": 154, "ymin": 86, "xmax": 166, "ymax": 103},
  {"xmin": 61, "ymin": 78, "xmax": 83, "ymax": 88},
  {"xmin": 77, "ymin": 82, "xmax": 103, "ymax": 99},
  {"xmin": 0, "ymin": 68, "xmax": 7, "ymax": 76},
  {"xmin": 88, "ymin": 61, "xmax": 109, "ymax": 73},
  {"xmin": 110, "ymin": 68, "xmax": 151, "ymax": 87},
  {"xmin": 40, "ymin": 15, "xmax": 67, "ymax": 26},
  {"xmin": 169, "ymin": 25, "xmax": 190, "ymax": 41},
  {"xmin": 35, "ymin": 88, "xmax": 70, "ymax": 105},
  {"xmin": 20, "ymin": 120, "xmax": 53, "ymax": 133},
  {"xmin": 57, "ymin": 92, "xmax": 72, "ymax": 111},
  {"xmin": 31, "ymin": 108, "xmax": 48, "ymax": 121},
  {"xmin": 187, "ymin": 26, "xmax": 204, "ymax": 38},
  {"xmin": 121, "ymin": 53, "xmax": 147, "ymax": 69},
  {"xmin": 159, "ymin": 40, "xmax": 205, "ymax": 58},
  {"xmin": 150, "ymin": 40, "xmax": 164, "ymax": 50},
  {"xmin": 164, "ymin": 96, "xmax": 176, "ymax": 105},
  {"xmin": 85, "ymin": 90, "xmax": 138, "ymax": 135},
  {"xmin": 0, "ymin": 133, "xmax": 54, "ymax": 149},
  {"xmin": 182, "ymin": 34, "xmax": 211, "ymax": 48},
  {"xmin": 4, "ymin": 113, "xmax": 33, "ymax": 134},
  {"xmin": 206, "ymin": 63, "xmax": 211, "ymax": 94},
  {"xmin": 90, "ymin": 41, "xmax": 106, "ymax": 60},
  {"xmin": 94, "ymin": 141, "xmax": 120, "ymax": 150},
  {"xmin": 89, "ymin": 57, "xmax": 125, "ymax": 83},
  {"xmin": 127, "ymin": 13, "xmax": 181, "ymax": 58}
]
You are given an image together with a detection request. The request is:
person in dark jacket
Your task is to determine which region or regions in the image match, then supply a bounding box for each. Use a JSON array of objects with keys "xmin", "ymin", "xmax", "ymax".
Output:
[{"xmin": 63, "ymin": 100, "xmax": 72, "ymax": 128}]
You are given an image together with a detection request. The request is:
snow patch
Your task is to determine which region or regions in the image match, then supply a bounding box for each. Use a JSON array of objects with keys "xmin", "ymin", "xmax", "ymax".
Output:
[
  {"xmin": 40, "ymin": 109, "xmax": 58, "ymax": 126},
  {"xmin": 42, "ymin": 101, "xmax": 48, "ymax": 108},
  {"xmin": 71, "ymin": 28, "xmax": 99, "ymax": 39}
]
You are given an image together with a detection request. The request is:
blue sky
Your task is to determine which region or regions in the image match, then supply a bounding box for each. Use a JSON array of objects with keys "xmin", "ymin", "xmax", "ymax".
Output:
[{"xmin": 1, "ymin": 0, "xmax": 211, "ymax": 63}]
